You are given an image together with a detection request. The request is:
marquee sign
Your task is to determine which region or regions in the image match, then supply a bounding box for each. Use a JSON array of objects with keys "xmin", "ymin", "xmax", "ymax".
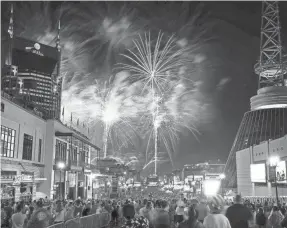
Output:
[{"xmin": 13, "ymin": 174, "xmax": 34, "ymax": 185}]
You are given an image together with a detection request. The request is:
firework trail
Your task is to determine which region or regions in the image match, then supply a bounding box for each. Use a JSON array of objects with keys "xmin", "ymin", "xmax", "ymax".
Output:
[
  {"xmin": 120, "ymin": 31, "xmax": 206, "ymax": 174},
  {"xmin": 62, "ymin": 71, "xmax": 145, "ymax": 158}
]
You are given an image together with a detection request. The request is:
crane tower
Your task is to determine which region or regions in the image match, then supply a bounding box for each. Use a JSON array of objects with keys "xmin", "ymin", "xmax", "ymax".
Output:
[{"xmin": 224, "ymin": 1, "xmax": 287, "ymax": 188}]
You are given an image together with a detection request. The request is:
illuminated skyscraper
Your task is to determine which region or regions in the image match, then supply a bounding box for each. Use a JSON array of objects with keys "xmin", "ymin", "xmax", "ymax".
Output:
[{"xmin": 1, "ymin": 4, "xmax": 62, "ymax": 119}]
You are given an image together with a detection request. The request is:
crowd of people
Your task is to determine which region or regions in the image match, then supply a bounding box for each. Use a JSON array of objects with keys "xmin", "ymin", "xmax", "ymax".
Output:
[
  {"xmin": 109, "ymin": 193, "xmax": 287, "ymax": 228},
  {"xmin": 1, "ymin": 197, "xmax": 109, "ymax": 228},
  {"xmin": 2, "ymin": 193, "xmax": 287, "ymax": 228}
]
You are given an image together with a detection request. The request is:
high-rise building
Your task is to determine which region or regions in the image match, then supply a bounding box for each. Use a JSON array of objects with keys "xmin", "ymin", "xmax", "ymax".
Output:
[
  {"xmin": 1, "ymin": 4, "xmax": 62, "ymax": 120},
  {"xmin": 225, "ymin": 1, "xmax": 287, "ymax": 189}
]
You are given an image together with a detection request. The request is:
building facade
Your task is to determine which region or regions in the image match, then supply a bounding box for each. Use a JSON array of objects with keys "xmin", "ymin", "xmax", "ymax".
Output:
[
  {"xmin": 2, "ymin": 36, "xmax": 62, "ymax": 120},
  {"xmin": 236, "ymin": 135, "xmax": 287, "ymax": 197},
  {"xmin": 1, "ymin": 94, "xmax": 100, "ymax": 203}
]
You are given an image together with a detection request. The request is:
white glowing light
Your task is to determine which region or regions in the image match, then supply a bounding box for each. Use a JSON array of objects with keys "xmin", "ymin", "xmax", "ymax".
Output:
[
  {"xmin": 269, "ymin": 155, "xmax": 280, "ymax": 167},
  {"xmin": 204, "ymin": 180, "xmax": 220, "ymax": 196},
  {"xmin": 57, "ymin": 162, "xmax": 65, "ymax": 169},
  {"xmin": 219, "ymin": 174, "xmax": 226, "ymax": 179}
]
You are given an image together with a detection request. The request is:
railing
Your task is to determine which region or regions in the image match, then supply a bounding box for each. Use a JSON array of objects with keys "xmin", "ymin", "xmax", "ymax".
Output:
[{"xmin": 47, "ymin": 212, "xmax": 110, "ymax": 228}]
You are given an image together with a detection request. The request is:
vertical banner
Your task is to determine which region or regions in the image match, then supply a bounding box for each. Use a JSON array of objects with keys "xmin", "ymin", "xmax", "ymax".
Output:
[{"xmin": 32, "ymin": 184, "xmax": 37, "ymax": 201}]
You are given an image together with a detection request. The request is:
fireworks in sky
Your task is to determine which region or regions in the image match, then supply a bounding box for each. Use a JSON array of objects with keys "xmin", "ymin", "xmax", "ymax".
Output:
[
  {"xmin": 62, "ymin": 71, "xmax": 145, "ymax": 157},
  {"xmin": 120, "ymin": 32, "xmax": 206, "ymax": 174},
  {"xmin": 2, "ymin": 2, "xmax": 215, "ymax": 169}
]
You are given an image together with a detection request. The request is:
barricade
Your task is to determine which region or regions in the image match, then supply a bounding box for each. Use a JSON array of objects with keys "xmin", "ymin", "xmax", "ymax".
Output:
[
  {"xmin": 47, "ymin": 212, "xmax": 110, "ymax": 228},
  {"xmin": 47, "ymin": 222, "xmax": 64, "ymax": 228}
]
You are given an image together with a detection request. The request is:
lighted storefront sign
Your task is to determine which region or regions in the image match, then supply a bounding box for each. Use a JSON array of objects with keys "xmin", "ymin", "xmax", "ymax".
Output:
[
  {"xmin": 250, "ymin": 164, "xmax": 266, "ymax": 183},
  {"xmin": 276, "ymin": 161, "xmax": 287, "ymax": 183}
]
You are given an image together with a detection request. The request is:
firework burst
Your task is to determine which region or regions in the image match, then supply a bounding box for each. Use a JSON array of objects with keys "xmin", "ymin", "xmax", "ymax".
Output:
[
  {"xmin": 120, "ymin": 32, "xmax": 205, "ymax": 174},
  {"xmin": 60, "ymin": 2, "xmax": 148, "ymax": 78},
  {"xmin": 62, "ymin": 71, "xmax": 145, "ymax": 157}
]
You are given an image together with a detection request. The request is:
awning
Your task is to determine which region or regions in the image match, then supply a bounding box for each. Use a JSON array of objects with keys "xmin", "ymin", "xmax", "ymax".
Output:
[{"xmin": 55, "ymin": 131, "xmax": 101, "ymax": 150}]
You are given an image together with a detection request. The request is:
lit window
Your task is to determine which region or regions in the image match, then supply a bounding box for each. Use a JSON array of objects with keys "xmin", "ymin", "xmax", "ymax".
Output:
[{"xmin": 1, "ymin": 126, "xmax": 16, "ymax": 158}]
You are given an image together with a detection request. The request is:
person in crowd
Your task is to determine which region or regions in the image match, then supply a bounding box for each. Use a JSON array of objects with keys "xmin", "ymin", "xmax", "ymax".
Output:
[
  {"xmin": 121, "ymin": 202, "xmax": 149, "ymax": 228},
  {"xmin": 196, "ymin": 199, "xmax": 210, "ymax": 223},
  {"xmin": 281, "ymin": 212, "xmax": 287, "ymax": 228},
  {"xmin": 26, "ymin": 206, "xmax": 51, "ymax": 228},
  {"xmin": 256, "ymin": 207, "xmax": 266, "ymax": 228},
  {"xmin": 225, "ymin": 195, "xmax": 254, "ymax": 228},
  {"xmin": 139, "ymin": 201, "xmax": 153, "ymax": 222},
  {"xmin": 1, "ymin": 203, "xmax": 8, "ymax": 228},
  {"xmin": 53, "ymin": 200, "xmax": 66, "ymax": 224},
  {"xmin": 82, "ymin": 201, "xmax": 92, "ymax": 217},
  {"xmin": 203, "ymin": 197, "xmax": 231, "ymax": 228},
  {"xmin": 268, "ymin": 205, "xmax": 284, "ymax": 228},
  {"xmin": 179, "ymin": 206, "xmax": 204, "ymax": 228},
  {"xmin": 11, "ymin": 203, "xmax": 26, "ymax": 228},
  {"xmin": 175, "ymin": 194, "xmax": 186, "ymax": 224},
  {"xmin": 73, "ymin": 199, "xmax": 83, "ymax": 217},
  {"xmin": 111, "ymin": 203, "xmax": 120, "ymax": 226},
  {"xmin": 151, "ymin": 200, "xmax": 170, "ymax": 228},
  {"xmin": 64, "ymin": 201, "xmax": 75, "ymax": 221},
  {"xmin": 4, "ymin": 201, "xmax": 13, "ymax": 226}
]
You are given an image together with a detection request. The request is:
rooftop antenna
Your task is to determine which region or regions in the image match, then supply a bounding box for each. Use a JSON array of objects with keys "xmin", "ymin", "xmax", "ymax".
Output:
[{"xmin": 254, "ymin": 1, "xmax": 287, "ymax": 88}]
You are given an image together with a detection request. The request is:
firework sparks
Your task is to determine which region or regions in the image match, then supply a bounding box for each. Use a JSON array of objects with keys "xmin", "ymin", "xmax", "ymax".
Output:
[
  {"xmin": 120, "ymin": 32, "xmax": 203, "ymax": 174},
  {"xmin": 60, "ymin": 2, "xmax": 148, "ymax": 78},
  {"xmin": 62, "ymin": 71, "xmax": 144, "ymax": 157},
  {"xmin": 119, "ymin": 32, "xmax": 192, "ymax": 96}
]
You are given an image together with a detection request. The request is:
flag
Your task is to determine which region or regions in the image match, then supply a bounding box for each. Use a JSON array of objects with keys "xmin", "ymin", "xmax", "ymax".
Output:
[
  {"xmin": 77, "ymin": 119, "xmax": 79, "ymax": 126},
  {"xmin": 8, "ymin": 3, "xmax": 13, "ymax": 38}
]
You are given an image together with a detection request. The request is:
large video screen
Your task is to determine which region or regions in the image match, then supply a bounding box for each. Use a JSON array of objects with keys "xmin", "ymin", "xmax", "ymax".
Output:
[
  {"xmin": 276, "ymin": 161, "xmax": 286, "ymax": 183},
  {"xmin": 250, "ymin": 164, "xmax": 266, "ymax": 183}
]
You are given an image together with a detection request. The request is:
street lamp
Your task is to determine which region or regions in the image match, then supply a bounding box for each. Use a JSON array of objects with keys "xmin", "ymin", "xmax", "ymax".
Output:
[
  {"xmin": 269, "ymin": 155, "xmax": 280, "ymax": 205},
  {"xmin": 57, "ymin": 161, "xmax": 65, "ymax": 200}
]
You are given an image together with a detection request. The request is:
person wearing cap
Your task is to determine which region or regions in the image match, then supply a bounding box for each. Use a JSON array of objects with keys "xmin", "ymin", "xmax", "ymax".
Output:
[{"xmin": 203, "ymin": 196, "xmax": 231, "ymax": 228}]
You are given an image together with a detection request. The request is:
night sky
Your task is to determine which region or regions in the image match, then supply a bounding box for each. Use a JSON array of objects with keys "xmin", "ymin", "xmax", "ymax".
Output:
[{"xmin": 2, "ymin": 1, "xmax": 287, "ymax": 173}]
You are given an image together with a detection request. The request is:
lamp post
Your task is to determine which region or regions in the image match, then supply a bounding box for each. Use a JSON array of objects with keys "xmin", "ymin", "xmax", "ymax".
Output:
[
  {"xmin": 269, "ymin": 156, "xmax": 280, "ymax": 205},
  {"xmin": 219, "ymin": 173, "xmax": 226, "ymax": 196},
  {"xmin": 57, "ymin": 161, "xmax": 65, "ymax": 200}
]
